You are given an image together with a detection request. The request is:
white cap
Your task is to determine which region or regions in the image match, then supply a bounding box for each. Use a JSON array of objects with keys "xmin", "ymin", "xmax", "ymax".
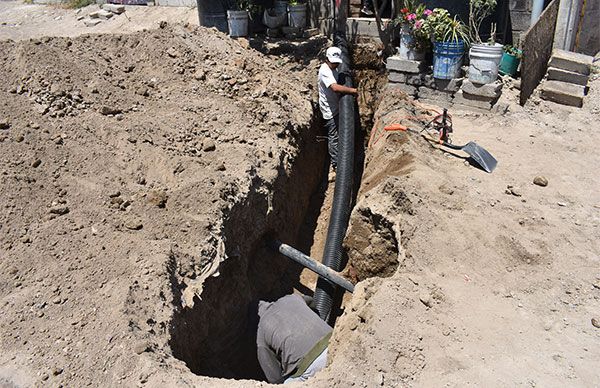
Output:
[{"xmin": 326, "ymin": 47, "xmax": 343, "ymax": 64}]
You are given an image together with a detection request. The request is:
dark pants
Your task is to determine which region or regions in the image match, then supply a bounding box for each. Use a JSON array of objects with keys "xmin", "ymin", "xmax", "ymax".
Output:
[{"xmin": 324, "ymin": 115, "xmax": 339, "ymax": 169}]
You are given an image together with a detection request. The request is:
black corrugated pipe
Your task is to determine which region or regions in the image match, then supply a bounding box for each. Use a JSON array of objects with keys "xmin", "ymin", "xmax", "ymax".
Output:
[{"xmin": 313, "ymin": 30, "xmax": 356, "ymax": 321}]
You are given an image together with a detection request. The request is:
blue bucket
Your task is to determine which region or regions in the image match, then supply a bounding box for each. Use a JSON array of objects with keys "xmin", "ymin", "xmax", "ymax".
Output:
[{"xmin": 433, "ymin": 40, "xmax": 465, "ymax": 80}]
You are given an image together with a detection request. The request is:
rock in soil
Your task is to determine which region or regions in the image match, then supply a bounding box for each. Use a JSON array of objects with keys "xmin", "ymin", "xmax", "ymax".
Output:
[{"xmin": 533, "ymin": 176, "xmax": 549, "ymax": 187}]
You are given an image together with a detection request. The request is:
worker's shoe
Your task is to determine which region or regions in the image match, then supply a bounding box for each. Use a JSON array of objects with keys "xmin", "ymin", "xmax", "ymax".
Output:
[{"xmin": 360, "ymin": 6, "xmax": 374, "ymax": 16}]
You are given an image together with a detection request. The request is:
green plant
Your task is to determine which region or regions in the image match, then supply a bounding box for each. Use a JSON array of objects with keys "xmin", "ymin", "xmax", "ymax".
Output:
[
  {"xmin": 503, "ymin": 44, "xmax": 522, "ymax": 58},
  {"xmin": 230, "ymin": 0, "xmax": 258, "ymax": 13},
  {"xmin": 288, "ymin": 0, "xmax": 300, "ymax": 5},
  {"xmin": 469, "ymin": 0, "xmax": 497, "ymax": 43},
  {"xmin": 422, "ymin": 8, "xmax": 469, "ymax": 43}
]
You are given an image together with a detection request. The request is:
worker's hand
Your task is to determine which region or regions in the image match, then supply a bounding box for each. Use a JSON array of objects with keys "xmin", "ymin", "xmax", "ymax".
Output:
[{"xmin": 351, "ymin": 88, "xmax": 358, "ymax": 96}]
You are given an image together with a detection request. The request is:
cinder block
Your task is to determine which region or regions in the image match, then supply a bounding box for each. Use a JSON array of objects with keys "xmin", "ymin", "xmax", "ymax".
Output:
[
  {"xmin": 540, "ymin": 80, "xmax": 585, "ymax": 107},
  {"xmin": 386, "ymin": 56, "xmax": 426, "ymax": 74},
  {"xmin": 461, "ymin": 79, "xmax": 503, "ymax": 98},
  {"xmin": 388, "ymin": 72, "xmax": 407, "ymax": 83},
  {"xmin": 418, "ymin": 87, "xmax": 453, "ymax": 101},
  {"xmin": 548, "ymin": 49, "xmax": 593, "ymax": 75},
  {"xmin": 102, "ymin": 3, "xmax": 125, "ymax": 13},
  {"xmin": 453, "ymin": 90, "xmax": 494, "ymax": 110},
  {"xmin": 387, "ymin": 82, "xmax": 417, "ymax": 97},
  {"xmin": 90, "ymin": 10, "xmax": 113, "ymax": 19},
  {"xmin": 434, "ymin": 78, "xmax": 463, "ymax": 92},
  {"xmin": 547, "ymin": 67, "xmax": 589, "ymax": 86}
]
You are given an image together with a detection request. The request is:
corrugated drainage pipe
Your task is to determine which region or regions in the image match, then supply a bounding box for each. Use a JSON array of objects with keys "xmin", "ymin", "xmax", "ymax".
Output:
[{"xmin": 313, "ymin": 31, "xmax": 356, "ymax": 321}]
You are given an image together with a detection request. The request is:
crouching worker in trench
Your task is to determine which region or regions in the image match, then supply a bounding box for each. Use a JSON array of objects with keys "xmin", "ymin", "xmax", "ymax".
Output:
[
  {"xmin": 318, "ymin": 47, "xmax": 358, "ymax": 181},
  {"xmin": 256, "ymin": 294, "xmax": 332, "ymax": 384}
]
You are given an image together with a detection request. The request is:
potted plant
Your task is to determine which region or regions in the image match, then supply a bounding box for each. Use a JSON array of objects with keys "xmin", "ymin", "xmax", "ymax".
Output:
[
  {"xmin": 227, "ymin": 0, "xmax": 256, "ymax": 38},
  {"xmin": 393, "ymin": 0, "xmax": 433, "ymax": 61},
  {"xmin": 467, "ymin": 0, "xmax": 503, "ymax": 84},
  {"xmin": 498, "ymin": 44, "xmax": 522, "ymax": 77},
  {"xmin": 422, "ymin": 8, "xmax": 470, "ymax": 80},
  {"xmin": 287, "ymin": 0, "xmax": 307, "ymax": 29}
]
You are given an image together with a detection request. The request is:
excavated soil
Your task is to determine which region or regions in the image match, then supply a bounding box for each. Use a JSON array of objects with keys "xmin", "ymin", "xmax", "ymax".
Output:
[{"xmin": 0, "ymin": 23, "xmax": 331, "ymax": 386}]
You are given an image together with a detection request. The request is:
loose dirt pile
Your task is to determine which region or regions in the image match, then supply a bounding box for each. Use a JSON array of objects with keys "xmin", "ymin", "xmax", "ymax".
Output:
[{"xmin": 0, "ymin": 24, "xmax": 329, "ymax": 386}]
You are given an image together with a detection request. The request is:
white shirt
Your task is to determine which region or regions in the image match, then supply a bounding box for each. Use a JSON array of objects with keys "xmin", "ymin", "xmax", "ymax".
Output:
[{"xmin": 318, "ymin": 63, "xmax": 339, "ymax": 120}]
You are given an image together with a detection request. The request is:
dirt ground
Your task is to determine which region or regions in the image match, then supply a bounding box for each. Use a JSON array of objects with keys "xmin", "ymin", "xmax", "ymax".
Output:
[{"xmin": 1, "ymin": 2, "xmax": 600, "ymax": 387}]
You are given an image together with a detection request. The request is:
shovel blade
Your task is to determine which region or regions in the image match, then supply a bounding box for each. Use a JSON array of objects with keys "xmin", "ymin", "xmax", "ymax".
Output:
[{"xmin": 461, "ymin": 142, "xmax": 498, "ymax": 173}]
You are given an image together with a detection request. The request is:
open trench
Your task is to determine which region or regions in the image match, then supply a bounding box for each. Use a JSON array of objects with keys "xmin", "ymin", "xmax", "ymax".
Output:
[{"xmin": 167, "ymin": 41, "xmax": 392, "ymax": 382}]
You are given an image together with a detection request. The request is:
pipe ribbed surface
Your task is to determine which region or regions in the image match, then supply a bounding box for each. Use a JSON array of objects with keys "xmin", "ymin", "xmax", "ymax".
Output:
[{"xmin": 313, "ymin": 32, "xmax": 355, "ymax": 321}]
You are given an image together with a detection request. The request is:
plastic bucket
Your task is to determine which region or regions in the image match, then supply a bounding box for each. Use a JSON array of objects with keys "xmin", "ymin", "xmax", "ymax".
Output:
[
  {"xmin": 398, "ymin": 24, "xmax": 414, "ymax": 59},
  {"xmin": 263, "ymin": 8, "xmax": 286, "ymax": 28},
  {"xmin": 288, "ymin": 4, "xmax": 307, "ymax": 29},
  {"xmin": 499, "ymin": 52, "xmax": 521, "ymax": 77},
  {"xmin": 227, "ymin": 10, "xmax": 248, "ymax": 37},
  {"xmin": 196, "ymin": 0, "xmax": 227, "ymax": 32},
  {"xmin": 274, "ymin": 1, "xmax": 288, "ymax": 15},
  {"xmin": 433, "ymin": 40, "xmax": 465, "ymax": 80},
  {"xmin": 468, "ymin": 43, "xmax": 503, "ymax": 84}
]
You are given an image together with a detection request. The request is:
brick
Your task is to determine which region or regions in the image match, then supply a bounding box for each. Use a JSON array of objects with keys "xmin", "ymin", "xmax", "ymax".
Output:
[
  {"xmin": 434, "ymin": 78, "xmax": 463, "ymax": 92},
  {"xmin": 102, "ymin": 4, "xmax": 125, "ymax": 14},
  {"xmin": 388, "ymin": 72, "xmax": 407, "ymax": 83},
  {"xmin": 540, "ymin": 80, "xmax": 585, "ymax": 107},
  {"xmin": 386, "ymin": 56, "xmax": 426, "ymax": 74},
  {"xmin": 461, "ymin": 80, "xmax": 503, "ymax": 98},
  {"xmin": 547, "ymin": 67, "xmax": 589, "ymax": 86},
  {"xmin": 548, "ymin": 49, "xmax": 593, "ymax": 75},
  {"xmin": 453, "ymin": 90, "xmax": 494, "ymax": 110},
  {"xmin": 387, "ymin": 83, "xmax": 417, "ymax": 97},
  {"xmin": 84, "ymin": 18, "xmax": 102, "ymax": 27},
  {"xmin": 418, "ymin": 87, "xmax": 453, "ymax": 101}
]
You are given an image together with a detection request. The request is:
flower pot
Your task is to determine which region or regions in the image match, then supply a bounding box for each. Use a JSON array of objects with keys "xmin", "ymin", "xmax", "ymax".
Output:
[
  {"xmin": 433, "ymin": 40, "xmax": 465, "ymax": 80},
  {"xmin": 398, "ymin": 24, "xmax": 425, "ymax": 61},
  {"xmin": 227, "ymin": 10, "xmax": 249, "ymax": 38},
  {"xmin": 468, "ymin": 43, "xmax": 503, "ymax": 84},
  {"xmin": 263, "ymin": 8, "xmax": 286, "ymax": 29},
  {"xmin": 287, "ymin": 3, "xmax": 307, "ymax": 29},
  {"xmin": 498, "ymin": 52, "xmax": 521, "ymax": 77}
]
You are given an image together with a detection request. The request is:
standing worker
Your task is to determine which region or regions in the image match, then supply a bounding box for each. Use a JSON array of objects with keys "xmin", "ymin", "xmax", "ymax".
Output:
[
  {"xmin": 256, "ymin": 294, "xmax": 333, "ymax": 384},
  {"xmin": 318, "ymin": 47, "xmax": 358, "ymax": 181}
]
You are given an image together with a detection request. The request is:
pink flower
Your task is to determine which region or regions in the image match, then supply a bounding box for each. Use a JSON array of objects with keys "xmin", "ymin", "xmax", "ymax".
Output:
[
  {"xmin": 414, "ymin": 20, "xmax": 424, "ymax": 29},
  {"xmin": 423, "ymin": 9, "xmax": 432, "ymax": 16},
  {"xmin": 407, "ymin": 13, "xmax": 416, "ymax": 21}
]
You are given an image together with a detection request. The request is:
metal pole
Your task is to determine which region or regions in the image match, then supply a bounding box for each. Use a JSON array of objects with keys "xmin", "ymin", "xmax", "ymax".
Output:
[
  {"xmin": 530, "ymin": 0, "xmax": 545, "ymax": 26},
  {"xmin": 271, "ymin": 241, "xmax": 355, "ymax": 293}
]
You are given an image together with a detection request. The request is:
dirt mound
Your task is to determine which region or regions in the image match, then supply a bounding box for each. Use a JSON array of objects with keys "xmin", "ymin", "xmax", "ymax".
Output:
[{"xmin": 0, "ymin": 24, "xmax": 327, "ymax": 386}]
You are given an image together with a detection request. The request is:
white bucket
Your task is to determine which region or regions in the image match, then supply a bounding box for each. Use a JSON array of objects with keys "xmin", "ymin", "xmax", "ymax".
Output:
[
  {"xmin": 227, "ymin": 10, "xmax": 248, "ymax": 37},
  {"xmin": 263, "ymin": 8, "xmax": 286, "ymax": 29},
  {"xmin": 287, "ymin": 4, "xmax": 307, "ymax": 29},
  {"xmin": 468, "ymin": 43, "xmax": 503, "ymax": 84}
]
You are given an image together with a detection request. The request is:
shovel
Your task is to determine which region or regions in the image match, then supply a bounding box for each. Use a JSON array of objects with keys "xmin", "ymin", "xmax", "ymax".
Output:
[{"xmin": 384, "ymin": 123, "xmax": 498, "ymax": 173}]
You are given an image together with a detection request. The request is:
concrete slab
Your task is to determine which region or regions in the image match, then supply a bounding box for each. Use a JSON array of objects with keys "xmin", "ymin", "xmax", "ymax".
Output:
[
  {"xmin": 453, "ymin": 90, "xmax": 494, "ymax": 110},
  {"xmin": 548, "ymin": 49, "xmax": 593, "ymax": 75},
  {"xmin": 461, "ymin": 80, "xmax": 502, "ymax": 98},
  {"xmin": 547, "ymin": 67, "xmax": 589, "ymax": 86},
  {"xmin": 540, "ymin": 80, "xmax": 585, "ymax": 107},
  {"xmin": 386, "ymin": 56, "xmax": 426, "ymax": 74}
]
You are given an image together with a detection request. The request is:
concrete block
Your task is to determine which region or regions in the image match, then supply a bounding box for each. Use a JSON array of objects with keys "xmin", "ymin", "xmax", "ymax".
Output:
[
  {"xmin": 405, "ymin": 73, "xmax": 425, "ymax": 86},
  {"xmin": 434, "ymin": 78, "xmax": 463, "ymax": 92},
  {"xmin": 453, "ymin": 90, "xmax": 494, "ymax": 110},
  {"xmin": 418, "ymin": 87, "xmax": 453, "ymax": 102},
  {"xmin": 547, "ymin": 67, "xmax": 589, "ymax": 86},
  {"xmin": 540, "ymin": 80, "xmax": 585, "ymax": 107},
  {"xmin": 386, "ymin": 56, "xmax": 426, "ymax": 74},
  {"xmin": 461, "ymin": 79, "xmax": 503, "ymax": 98},
  {"xmin": 387, "ymin": 82, "xmax": 417, "ymax": 97},
  {"xmin": 102, "ymin": 3, "xmax": 125, "ymax": 13},
  {"xmin": 388, "ymin": 72, "xmax": 407, "ymax": 83},
  {"xmin": 548, "ymin": 49, "xmax": 593, "ymax": 75},
  {"xmin": 84, "ymin": 18, "xmax": 102, "ymax": 27},
  {"xmin": 90, "ymin": 10, "xmax": 113, "ymax": 19}
]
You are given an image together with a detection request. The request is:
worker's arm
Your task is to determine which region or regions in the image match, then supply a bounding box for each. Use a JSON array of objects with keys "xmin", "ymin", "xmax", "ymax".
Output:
[
  {"xmin": 330, "ymin": 83, "xmax": 358, "ymax": 95},
  {"xmin": 257, "ymin": 345, "xmax": 285, "ymax": 384}
]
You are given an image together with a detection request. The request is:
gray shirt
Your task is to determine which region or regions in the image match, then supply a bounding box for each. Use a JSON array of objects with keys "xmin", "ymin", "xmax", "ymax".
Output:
[{"xmin": 257, "ymin": 294, "xmax": 333, "ymax": 383}]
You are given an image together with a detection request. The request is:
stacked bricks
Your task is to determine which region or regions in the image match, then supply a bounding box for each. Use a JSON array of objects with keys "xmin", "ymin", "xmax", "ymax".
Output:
[
  {"xmin": 386, "ymin": 55, "xmax": 503, "ymax": 112},
  {"xmin": 540, "ymin": 49, "xmax": 593, "ymax": 108}
]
